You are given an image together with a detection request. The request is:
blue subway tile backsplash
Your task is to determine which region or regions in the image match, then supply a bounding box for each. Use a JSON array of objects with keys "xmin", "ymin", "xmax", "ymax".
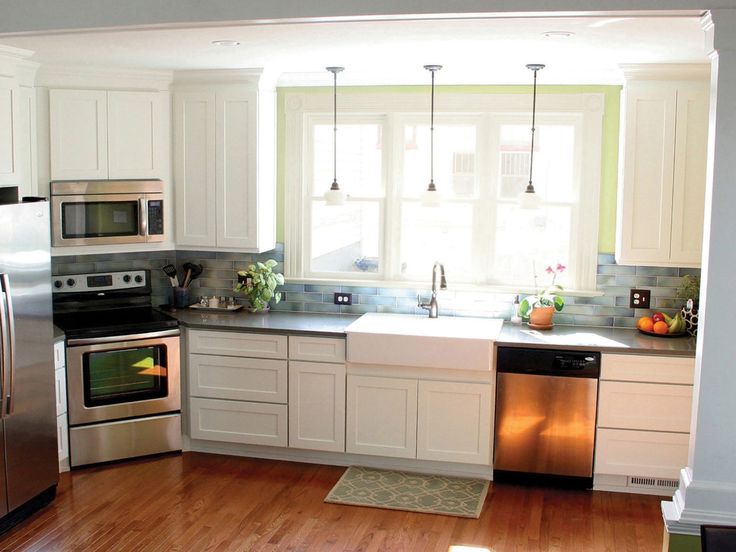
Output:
[{"xmin": 50, "ymin": 244, "xmax": 700, "ymax": 329}]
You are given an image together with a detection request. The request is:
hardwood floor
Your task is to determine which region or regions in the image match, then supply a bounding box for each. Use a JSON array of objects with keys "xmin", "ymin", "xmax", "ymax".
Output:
[{"xmin": 0, "ymin": 452, "xmax": 665, "ymax": 551}]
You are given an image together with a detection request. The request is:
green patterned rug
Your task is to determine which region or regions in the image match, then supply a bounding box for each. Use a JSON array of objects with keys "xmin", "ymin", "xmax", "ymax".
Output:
[{"xmin": 324, "ymin": 466, "xmax": 489, "ymax": 518}]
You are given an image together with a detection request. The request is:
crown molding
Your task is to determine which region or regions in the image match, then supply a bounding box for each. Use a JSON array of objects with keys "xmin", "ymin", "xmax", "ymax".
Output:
[
  {"xmin": 36, "ymin": 64, "xmax": 173, "ymax": 90},
  {"xmin": 619, "ymin": 63, "xmax": 710, "ymax": 81},
  {"xmin": 172, "ymin": 68, "xmax": 277, "ymax": 90}
]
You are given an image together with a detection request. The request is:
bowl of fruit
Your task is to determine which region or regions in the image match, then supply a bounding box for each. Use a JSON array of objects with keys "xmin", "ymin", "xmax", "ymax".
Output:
[{"xmin": 636, "ymin": 312, "xmax": 688, "ymax": 337}]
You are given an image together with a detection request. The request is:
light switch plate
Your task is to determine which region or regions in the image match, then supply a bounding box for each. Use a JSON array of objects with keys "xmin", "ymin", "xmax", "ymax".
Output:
[{"xmin": 630, "ymin": 289, "xmax": 651, "ymax": 309}]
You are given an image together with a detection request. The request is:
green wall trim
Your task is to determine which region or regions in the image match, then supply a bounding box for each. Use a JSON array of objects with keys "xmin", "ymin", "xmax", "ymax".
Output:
[{"xmin": 276, "ymin": 84, "xmax": 623, "ymax": 252}]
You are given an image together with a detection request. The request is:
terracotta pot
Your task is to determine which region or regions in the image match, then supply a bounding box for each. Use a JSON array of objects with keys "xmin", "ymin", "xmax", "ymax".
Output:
[{"xmin": 529, "ymin": 305, "xmax": 555, "ymax": 328}]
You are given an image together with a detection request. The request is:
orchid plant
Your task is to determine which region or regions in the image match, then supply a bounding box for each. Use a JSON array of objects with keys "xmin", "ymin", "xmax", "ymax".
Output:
[{"xmin": 519, "ymin": 262, "xmax": 566, "ymax": 319}]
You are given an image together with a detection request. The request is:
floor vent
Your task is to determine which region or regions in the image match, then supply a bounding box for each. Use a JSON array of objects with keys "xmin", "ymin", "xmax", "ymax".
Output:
[{"xmin": 628, "ymin": 476, "xmax": 679, "ymax": 491}]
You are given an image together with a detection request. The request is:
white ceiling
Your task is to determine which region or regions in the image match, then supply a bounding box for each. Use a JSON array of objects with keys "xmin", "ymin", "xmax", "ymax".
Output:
[{"xmin": 0, "ymin": 14, "xmax": 709, "ymax": 85}]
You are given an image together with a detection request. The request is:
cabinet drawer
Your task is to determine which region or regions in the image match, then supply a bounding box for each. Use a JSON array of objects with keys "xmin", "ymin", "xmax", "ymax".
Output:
[
  {"xmin": 594, "ymin": 428, "xmax": 689, "ymax": 479},
  {"xmin": 598, "ymin": 381, "xmax": 692, "ymax": 433},
  {"xmin": 601, "ymin": 354, "xmax": 694, "ymax": 384},
  {"xmin": 188, "ymin": 330, "xmax": 287, "ymax": 359},
  {"xmin": 55, "ymin": 368, "xmax": 67, "ymax": 416},
  {"xmin": 54, "ymin": 340, "xmax": 65, "ymax": 369},
  {"xmin": 288, "ymin": 335, "xmax": 345, "ymax": 363},
  {"xmin": 189, "ymin": 354, "xmax": 287, "ymax": 403},
  {"xmin": 189, "ymin": 397, "xmax": 287, "ymax": 447},
  {"xmin": 57, "ymin": 413, "xmax": 69, "ymax": 463}
]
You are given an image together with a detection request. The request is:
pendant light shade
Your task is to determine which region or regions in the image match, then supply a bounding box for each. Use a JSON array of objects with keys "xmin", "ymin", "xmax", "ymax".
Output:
[
  {"xmin": 421, "ymin": 64, "xmax": 442, "ymax": 207},
  {"xmin": 324, "ymin": 66, "xmax": 346, "ymax": 206},
  {"xmin": 518, "ymin": 63, "xmax": 545, "ymax": 210}
]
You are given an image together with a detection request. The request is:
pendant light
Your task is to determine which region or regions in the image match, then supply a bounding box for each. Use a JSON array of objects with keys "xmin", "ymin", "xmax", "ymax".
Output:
[
  {"xmin": 421, "ymin": 64, "xmax": 442, "ymax": 207},
  {"xmin": 518, "ymin": 63, "xmax": 545, "ymax": 210},
  {"xmin": 324, "ymin": 66, "xmax": 346, "ymax": 206}
]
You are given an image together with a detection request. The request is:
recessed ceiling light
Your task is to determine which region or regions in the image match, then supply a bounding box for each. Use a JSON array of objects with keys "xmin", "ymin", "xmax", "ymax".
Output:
[
  {"xmin": 211, "ymin": 40, "xmax": 241, "ymax": 47},
  {"xmin": 542, "ymin": 31, "xmax": 575, "ymax": 39}
]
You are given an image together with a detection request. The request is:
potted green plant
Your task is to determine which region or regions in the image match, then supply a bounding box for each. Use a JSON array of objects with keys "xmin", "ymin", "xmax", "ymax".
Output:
[
  {"xmin": 676, "ymin": 274, "xmax": 700, "ymax": 336},
  {"xmin": 518, "ymin": 263, "xmax": 566, "ymax": 329},
  {"xmin": 234, "ymin": 259, "xmax": 285, "ymax": 312}
]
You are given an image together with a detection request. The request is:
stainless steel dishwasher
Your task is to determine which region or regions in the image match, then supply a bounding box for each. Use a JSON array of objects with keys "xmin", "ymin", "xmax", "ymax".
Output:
[{"xmin": 494, "ymin": 347, "xmax": 600, "ymax": 486}]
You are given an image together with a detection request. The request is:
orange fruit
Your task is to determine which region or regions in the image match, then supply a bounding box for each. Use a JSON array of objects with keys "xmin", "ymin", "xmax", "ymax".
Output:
[
  {"xmin": 637, "ymin": 316, "xmax": 654, "ymax": 332},
  {"xmin": 653, "ymin": 320, "xmax": 669, "ymax": 335}
]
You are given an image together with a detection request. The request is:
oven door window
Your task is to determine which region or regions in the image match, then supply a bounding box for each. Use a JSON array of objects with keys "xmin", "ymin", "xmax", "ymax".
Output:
[
  {"xmin": 83, "ymin": 345, "xmax": 168, "ymax": 407},
  {"xmin": 61, "ymin": 200, "xmax": 140, "ymax": 239}
]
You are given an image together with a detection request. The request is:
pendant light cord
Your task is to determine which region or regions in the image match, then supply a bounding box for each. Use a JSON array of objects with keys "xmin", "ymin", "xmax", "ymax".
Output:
[
  {"xmin": 430, "ymin": 68, "xmax": 435, "ymax": 188},
  {"xmin": 525, "ymin": 63, "xmax": 544, "ymax": 195},
  {"xmin": 332, "ymin": 68, "xmax": 338, "ymax": 189}
]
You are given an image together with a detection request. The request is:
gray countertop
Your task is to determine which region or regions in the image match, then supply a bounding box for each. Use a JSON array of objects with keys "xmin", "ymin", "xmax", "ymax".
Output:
[{"xmin": 166, "ymin": 309, "xmax": 697, "ymax": 357}]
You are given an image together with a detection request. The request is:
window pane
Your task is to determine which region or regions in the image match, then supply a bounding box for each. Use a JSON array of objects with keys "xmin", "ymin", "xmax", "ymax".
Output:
[
  {"xmin": 498, "ymin": 124, "xmax": 576, "ymax": 201},
  {"xmin": 310, "ymin": 201, "xmax": 381, "ymax": 274},
  {"xmin": 491, "ymin": 204, "xmax": 573, "ymax": 288},
  {"xmin": 399, "ymin": 203, "xmax": 474, "ymax": 280},
  {"xmin": 313, "ymin": 124, "xmax": 383, "ymax": 197},
  {"xmin": 403, "ymin": 124, "xmax": 476, "ymax": 198}
]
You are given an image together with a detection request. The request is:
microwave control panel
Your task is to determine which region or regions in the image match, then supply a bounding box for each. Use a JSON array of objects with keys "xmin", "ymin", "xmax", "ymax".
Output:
[
  {"xmin": 53, "ymin": 270, "xmax": 147, "ymax": 293},
  {"xmin": 148, "ymin": 200, "xmax": 164, "ymax": 236}
]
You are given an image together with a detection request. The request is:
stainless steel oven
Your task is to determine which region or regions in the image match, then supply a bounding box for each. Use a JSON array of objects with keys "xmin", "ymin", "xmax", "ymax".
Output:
[
  {"xmin": 50, "ymin": 180, "xmax": 164, "ymax": 247},
  {"xmin": 53, "ymin": 270, "xmax": 181, "ymax": 467}
]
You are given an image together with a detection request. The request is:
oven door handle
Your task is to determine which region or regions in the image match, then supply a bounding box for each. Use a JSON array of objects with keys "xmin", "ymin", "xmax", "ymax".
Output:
[
  {"xmin": 139, "ymin": 198, "xmax": 148, "ymax": 238},
  {"xmin": 67, "ymin": 328, "xmax": 180, "ymax": 347}
]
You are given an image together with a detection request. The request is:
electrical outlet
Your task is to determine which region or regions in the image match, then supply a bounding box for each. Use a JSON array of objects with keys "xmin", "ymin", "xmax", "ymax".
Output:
[
  {"xmin": 333, "ymin": 292, "xmax": 353, "ymax": 305},
  {"xmin": 629, "ymin": 289, "xmax": 651, "ymax": 309}
]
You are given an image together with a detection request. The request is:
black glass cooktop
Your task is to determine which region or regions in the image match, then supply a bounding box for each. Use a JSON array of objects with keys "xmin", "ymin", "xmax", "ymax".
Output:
[{"xmin": 54, "ymin": 307, "xmax": 178, "ymax": 340}]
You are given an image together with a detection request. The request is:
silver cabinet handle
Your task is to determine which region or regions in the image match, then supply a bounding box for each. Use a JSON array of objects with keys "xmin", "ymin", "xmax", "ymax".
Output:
[{"xmin": 0, "ymin": 274, "xmax": 14, "ymax": 415}]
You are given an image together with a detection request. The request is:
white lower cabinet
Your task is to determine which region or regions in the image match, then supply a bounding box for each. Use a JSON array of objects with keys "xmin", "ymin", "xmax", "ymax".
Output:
[
  {"xmin": 56, "ymin": 414, "xmax": 69, "ymax": 467},
  {"xmin": 288, "ymin": 360, "xmax": 345, "ymax": 452},
  {"xmin": 417, "ymin": 381, "xmax": 492, "ymax": 464},
  {"xmin": 54, "ymin": 339, "xmax": 70, "ymax": 472},
  {"xmin": 594, "ymin": 353, "xmax": 695, "ymax": 490},
  {"xmin": 346, "ymin": 375, "xmax": 418, "ymax": 459},
  {"xmin": 190, "ymin": 397, "xmax": 287, "ymax": 447},
  {"xmin": 346, "ymin": 374, "xmax": 492, "ymax": 465}
]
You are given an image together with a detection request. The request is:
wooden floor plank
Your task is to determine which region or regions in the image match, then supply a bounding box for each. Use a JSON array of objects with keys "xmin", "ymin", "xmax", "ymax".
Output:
[{"xmin": 0, "ymin": 452, "xmax": 665, "ymax": 551}]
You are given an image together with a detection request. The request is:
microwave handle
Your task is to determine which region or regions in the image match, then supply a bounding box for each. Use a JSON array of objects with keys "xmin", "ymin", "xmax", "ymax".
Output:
[{"xmin": 139, "ymin": 198, "xmax": 148, "ymax": 237}]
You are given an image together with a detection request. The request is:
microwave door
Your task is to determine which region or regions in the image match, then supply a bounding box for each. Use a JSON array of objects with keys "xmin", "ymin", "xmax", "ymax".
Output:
[{"xmin": 52, "ymin": 193, "xmax": 147, "ymax": 247}]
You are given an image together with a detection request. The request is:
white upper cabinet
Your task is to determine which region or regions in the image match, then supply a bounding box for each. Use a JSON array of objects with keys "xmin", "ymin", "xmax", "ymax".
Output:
[
  {"xmin": 616, "ymin": 65, "xmax": 709, "ymax": 267},
  {"xmin": 49, "ymin": 89, "xmax": 168, "ymax": 180},
  {"xmin": 0, "ymin": 46, "xmax": 37, "ymax": 192},
  {"xmin": 173, "ymin": 70, "xmax": 276, "ymax": 252}
]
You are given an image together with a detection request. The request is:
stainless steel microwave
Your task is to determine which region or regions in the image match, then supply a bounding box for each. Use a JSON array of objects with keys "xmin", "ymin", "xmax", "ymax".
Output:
[{"xmin": 50, "ymin": 180, "xmax": 165, "ymax": 247}]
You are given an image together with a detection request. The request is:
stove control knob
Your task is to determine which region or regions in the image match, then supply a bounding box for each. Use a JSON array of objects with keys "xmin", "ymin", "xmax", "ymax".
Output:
[
  {"xmin": 123, "ymin": 274, "xmax": 131, "ymax": 283},
  {"xmin": 53, "ymin": 279, "xmax": 63, "ymax": 289},
  {"xmin": 134, "ymin": 275, "xmax": 144, "ymax": 284},
  {"xmin": 66, "ymin": 278, "xmax": 76, "ymax": 287}
]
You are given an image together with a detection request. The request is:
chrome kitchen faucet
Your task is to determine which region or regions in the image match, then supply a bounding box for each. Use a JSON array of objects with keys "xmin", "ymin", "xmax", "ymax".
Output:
[{"xmin": 417, "ymin": 261, "xmax": 447, "ymax": 318}]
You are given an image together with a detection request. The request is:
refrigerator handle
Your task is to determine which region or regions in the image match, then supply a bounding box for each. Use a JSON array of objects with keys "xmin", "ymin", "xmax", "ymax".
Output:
[
  {"xmin": 0, "ymin": 274, "xmax": 15, "ymax": 415},
  {"xmin": 0, "ymin": 282, "xmax": 6, "ymax": 418}
]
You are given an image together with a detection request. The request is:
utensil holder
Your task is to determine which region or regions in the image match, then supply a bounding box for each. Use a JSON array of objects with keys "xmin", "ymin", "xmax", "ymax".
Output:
[{"xmin": 172, "ymin": 286, "xmax": 191, "ymax": 308}]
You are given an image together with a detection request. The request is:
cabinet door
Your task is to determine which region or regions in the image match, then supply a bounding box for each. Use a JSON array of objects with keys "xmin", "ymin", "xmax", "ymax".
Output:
[
  {"xmin": 189, "ymin": 353, "xmax": 287, "ymax": 403},
  {"xmin": 55, "ymin": 368, "xmax": 67, "ymax": 416},
  {"xmin": 289, "ymin": 361, "xmax": 346, "ymax": 452},
  {"xmin": 670, "ymin": 82, "xmax": 709, "ymax": 265},
  {"xmin": 107, "ymin": 91, "xmax": 167, "ymax": 179},
  {"xmin": 346, "ymin": 375, "xmax": 417, "ymax": 458},
  {"xmin": 417, "ymin": 381, "xmax": 492, "ymax": 465},
  {"xmin": 49, "ymin": 89, "xmax": 108, "ymax": 180},
  {"xmin": 617, "ymin": 83, "xmax": 677, "ymax": 265},
  {"xmin": 188, "ymin": 329, "xmax": 288, "ymax": 359},
  {"xmin": 0, "ymin": 77, "xmax": 19, "ymax": 186},
  {"xmin": 288, "ymin": 335, "xmax": 345, "ymax": 363},
  {"xmin": 57, "ymin": 413, "xmax": 69, "ymax": 468},
  {"xmin": 215, "ymin": 89, "xmax": 258, "ymax": 249},
  {"xmin": 189, "ymin": 397, "xmax": 287, "ymax": 447},
  {"xmin": 595, "ymin": 428, "xmax": 689, "ymax": 479},
  {"xmin": 173, "ymin": 91, "xmax": 217, "ymax": 247}
]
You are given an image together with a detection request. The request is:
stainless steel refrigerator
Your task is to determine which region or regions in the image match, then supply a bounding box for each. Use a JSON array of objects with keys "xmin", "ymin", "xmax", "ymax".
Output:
[{"xmin": 0, "ymin": 201, "xmax": 58, "ymax": 525}]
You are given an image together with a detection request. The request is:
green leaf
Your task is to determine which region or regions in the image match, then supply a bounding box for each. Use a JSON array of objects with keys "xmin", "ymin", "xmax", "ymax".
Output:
[
  {"xmin": 275, "ymin": 273, "xmax": 285, "ymax": 285},
  {"xmin": 519, "ymin": 297, "xmax": 533, "ymax": 318},
  {"xmin": 553, "ymin": 295, "xmax": 565, "ymax": 311},
  {"xmin": 265, "ymin": 259, "xmax": 277, "ymax": 268},
  {"xmin": 263, "ymin": 289, "xmax": 273, "ymax": 300},
  {"xmin": 274, "ymin": 292, "xmax": 282, "ymax": 304}
]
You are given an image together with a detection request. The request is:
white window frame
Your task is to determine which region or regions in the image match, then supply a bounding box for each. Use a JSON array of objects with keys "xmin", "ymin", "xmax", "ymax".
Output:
[{"xmin": 284, "ymin": 90, "xmax": 603, "ymax": 292}]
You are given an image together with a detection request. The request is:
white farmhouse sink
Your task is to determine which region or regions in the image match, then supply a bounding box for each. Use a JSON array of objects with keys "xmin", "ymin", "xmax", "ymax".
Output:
[{"xmin": 345, "ymin": 313, "xmax": 503, "ymax": 371}]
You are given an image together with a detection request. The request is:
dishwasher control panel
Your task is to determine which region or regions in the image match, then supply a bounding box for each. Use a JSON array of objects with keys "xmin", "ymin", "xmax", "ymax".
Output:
[{"xmin": 496, "ymin": 347, "xmax": 600, "ymax": 378}]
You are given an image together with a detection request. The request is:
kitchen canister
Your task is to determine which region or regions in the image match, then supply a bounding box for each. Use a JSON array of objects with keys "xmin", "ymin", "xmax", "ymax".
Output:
[{"xmin": 173, "ymin": 286, "xmax": 191, "ymax": 308}]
